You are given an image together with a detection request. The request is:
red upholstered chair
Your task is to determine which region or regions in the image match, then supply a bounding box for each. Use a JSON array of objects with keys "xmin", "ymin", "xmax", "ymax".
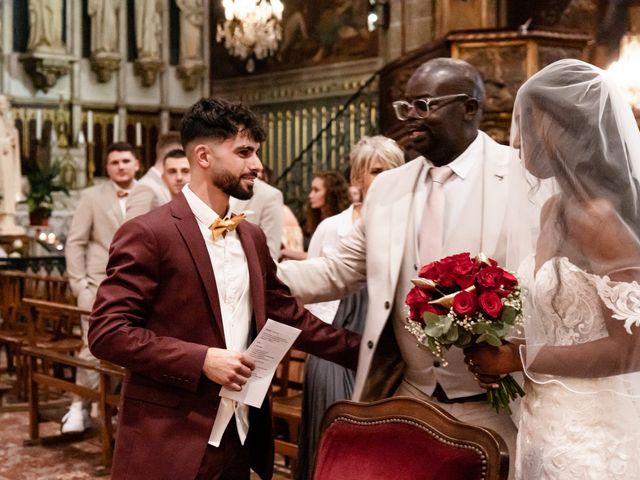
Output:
[{"xmin": 313, "ymin": 396, "xmax": 509, "ymax": 480}]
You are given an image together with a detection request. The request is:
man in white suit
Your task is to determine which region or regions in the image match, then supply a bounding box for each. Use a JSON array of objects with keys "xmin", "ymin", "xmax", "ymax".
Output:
[
  {"xmin": 278, "ymin": 58, "xmax": 517, "ymax": 476},
  {"xmin": 62, "ymin": 142, "xmax": 139, "ymax": 433},
  {"xmin": 230, "ymin": 178, "xmax": 284, "ymax": 260},
  {"xmin": 125, "ymin": 131, "xmax": 181, "ymax": 220}
]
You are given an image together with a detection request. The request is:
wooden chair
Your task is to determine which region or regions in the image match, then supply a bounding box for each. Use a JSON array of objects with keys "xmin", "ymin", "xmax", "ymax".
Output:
[
  {"xmin": 0, "ymin": 272, "xmax": 74, "ymax": 371},
  {"xmin": 0, "ymin": 271, "xmax": 75, "ymax": 400},
  {"xmin": 313, "ymin": 397, "xmax": 509, "ymax": 480},
  {"xmin": 272, "ymin": 348, "xmax": 307, "ymax": 475},
  {"xmin": 0, "ymin": 271, "xmax": 28, "ymax": 372},
  {"xmin": 7, "ymin": 298, "xmax": 85, "ymax": 401},
  {"xmin": 18, "ymin": 296, "xmax": 124, "ymax": 475},
  {"xmin": 22, "ymin": 345, "xmax": 125, "ymax": 476}
]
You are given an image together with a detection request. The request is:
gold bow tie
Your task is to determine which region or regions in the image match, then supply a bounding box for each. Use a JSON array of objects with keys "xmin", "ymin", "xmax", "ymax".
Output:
[{"xmin": 209, "ymin": 213, "xmax": 246, "ymax": 240}]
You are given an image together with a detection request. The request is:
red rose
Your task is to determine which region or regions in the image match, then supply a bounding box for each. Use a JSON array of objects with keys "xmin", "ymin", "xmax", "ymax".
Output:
[
  {"xmin": 501, "ymin": 270, "xmax": 518, "ymax": 291},
  {"xmin": 452, "ymin": 290, "xmax": 477, "ymax": 316},
  {"xmin": 478, "ymin": 291, "xmax": 503, "ymax": 318},
  {"xmin": 434, "ymin": 260, "xmax": 457, "ymax": 288},
  {"xmin": 406, "ymin": 287, "xmax": 432, "ymax": 322},
  {"xmin": 419, "ymin": 262, "xmax": 440, "ymax": 281},
  {"xmin": 425, "ymin": 302, "xmax": 449, "ymax": 316},
  {"xmin": 476, "ymin": 266, "xmax": 503, "ymax": 290},
  {"xmin": 441, "ymin": 252, "xmax": 472, "ymax": 264},
  {"xmin": 452, "ymin": 258, "xmax": 478, "ymax": 289}
]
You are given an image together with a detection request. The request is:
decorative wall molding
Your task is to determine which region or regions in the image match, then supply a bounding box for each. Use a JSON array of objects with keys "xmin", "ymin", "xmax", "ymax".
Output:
[
  {"xmin": 19, "ymin": 52, "xmax": 75, "ymax": 92},
  {"xmin": 134, "ymin": 57, "xmax": 165, "ymax": 87},
  {"xmin": 176, "ymin": 61, "xmax": 206, "ymax": 91},
  {"xmin": 211, "ymin": 58, "xmax": 382, "ymax": 105},
  {"xmin": 90, "ymin": 51, "xmax": 121, "ymax": 83}
]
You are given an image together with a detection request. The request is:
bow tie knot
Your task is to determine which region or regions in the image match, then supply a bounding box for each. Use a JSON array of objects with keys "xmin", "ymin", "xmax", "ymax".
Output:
[
  {"xmin": 116, "ymin": 190, "xmax": 129, "ymax": 198},
  {"xmin": 209, "ymin": 213, "xmax": 246, "ymax": 240}
]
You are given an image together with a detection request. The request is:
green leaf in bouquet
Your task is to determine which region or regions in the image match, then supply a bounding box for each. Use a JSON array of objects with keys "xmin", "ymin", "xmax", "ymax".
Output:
[
  {"xmin": 476, "ymin": 332, "xmax": 502, "ymax": 347},
  {"xmin": 423, "ymin": 312, "xmax": 440, "ymax": 326},
  {"xmin": 445, "ymin": 323, "xmax": 459, "ymax": 342},
  {"xmin": 424, "ymin": 313, "xmax": 452, "ymax": 338},
  {"xmin": 471, "ymin": 322, "xmax": 491, "ymax": 335},
  {"xmin": 490, "ymin": 322, "xmax": 510, "ymax": 338},
  {"xmin": 456, "ymin": 329, "xmax": 473, "ymax": 347},
  {"xmin": 501, "ymin": 306, "xmax": 517, "ymax": 325}
]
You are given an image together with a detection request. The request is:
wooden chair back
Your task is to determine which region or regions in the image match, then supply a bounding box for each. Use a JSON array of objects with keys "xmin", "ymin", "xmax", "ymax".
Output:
[
  {"xmin": 22, "ymin": 298, "xmax": 86, "ymax": 352},
  {"xmin": 272, "ymin": 348, "xmax": 307, "ymax": 476}
]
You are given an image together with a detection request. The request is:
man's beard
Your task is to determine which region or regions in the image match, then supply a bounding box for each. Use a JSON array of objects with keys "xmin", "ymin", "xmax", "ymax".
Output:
[{"xmin": 215, "ymin": 171, "xmax": 255, "ymax": 200}]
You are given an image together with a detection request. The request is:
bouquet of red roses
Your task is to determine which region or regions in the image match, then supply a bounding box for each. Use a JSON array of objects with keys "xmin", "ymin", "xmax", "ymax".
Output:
[{"xmin": 405, "ymin": 252, "xmax": 525, "ymax": 413}]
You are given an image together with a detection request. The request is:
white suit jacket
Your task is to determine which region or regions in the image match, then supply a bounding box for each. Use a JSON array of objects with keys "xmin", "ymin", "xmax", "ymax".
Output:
[
  {"xmin": 65, "ymin": 181, "xmax": 125, "ymax": 309},
  {"xmin": 231, "ymin": 179, "xmax": 284, "ymax": 259},
  {"xmin": 278, "ymin": 132, "xmax": 512, "ymax": 401}
]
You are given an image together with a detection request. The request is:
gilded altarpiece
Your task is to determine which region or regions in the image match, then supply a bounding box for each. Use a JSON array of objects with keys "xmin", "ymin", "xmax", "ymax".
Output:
[{"xmin": 449, "ymin": 30, "xmax": 592, "ymax": 142}]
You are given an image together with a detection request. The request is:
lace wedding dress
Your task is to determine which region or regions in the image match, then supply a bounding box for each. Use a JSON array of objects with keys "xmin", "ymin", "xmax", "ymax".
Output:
[{"xmin": 516, "ymin": 256, "xmax": 640, "ymax": 480}]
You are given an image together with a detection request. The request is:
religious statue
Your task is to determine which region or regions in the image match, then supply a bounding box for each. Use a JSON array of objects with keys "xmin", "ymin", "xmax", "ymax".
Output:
[
  {"xmin": 0, "ymin": 96, "xmax": 25, "ymax": 234},
  {"xmin": 27, "ymin": 0, "xmax": 64, "ymax": 52},
  {"xmin": 88, "ymin": 0, "xmax": 120, "ymax": 54},
  {"xmin": 177, "ymin": 0, "xmax": 204, "ymax": 64},
  {"xmin": 135, "ymin": 0, "xmax": 162, "ymax": 59}
]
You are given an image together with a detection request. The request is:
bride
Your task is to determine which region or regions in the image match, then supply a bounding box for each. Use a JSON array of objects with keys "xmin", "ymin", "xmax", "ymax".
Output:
[{"xmin": 464, "ymin": 59, "xmax": 640, "ymax": 479}]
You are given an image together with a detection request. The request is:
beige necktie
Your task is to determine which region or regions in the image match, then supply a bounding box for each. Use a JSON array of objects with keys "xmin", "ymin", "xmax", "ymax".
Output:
[{"xmin": 419, "ymin": 166, "xmax": 453, "ymax": 264}]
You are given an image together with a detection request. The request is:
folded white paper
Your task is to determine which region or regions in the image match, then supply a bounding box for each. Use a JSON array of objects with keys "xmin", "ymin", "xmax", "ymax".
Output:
[{"xmin": 219, "ymin": 319, "xmax": 301, "ymax": 408}]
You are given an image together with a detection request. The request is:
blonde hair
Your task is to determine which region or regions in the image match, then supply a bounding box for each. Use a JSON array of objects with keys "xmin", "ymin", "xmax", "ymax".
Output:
[{"xmin": 350, "ymin": 135, "xmax": 404, "ymax": 188}]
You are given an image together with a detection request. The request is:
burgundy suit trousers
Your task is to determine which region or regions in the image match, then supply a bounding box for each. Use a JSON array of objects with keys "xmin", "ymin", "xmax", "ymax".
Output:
[{"xmin": 196, "ymin": 421, "xmax": 250, "ymax": 480}]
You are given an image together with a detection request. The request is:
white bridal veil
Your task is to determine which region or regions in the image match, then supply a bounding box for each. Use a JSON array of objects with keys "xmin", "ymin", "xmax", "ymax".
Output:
[{"xmin": 507, "ymin": 58, "xmax": 640, "ymax": 397}]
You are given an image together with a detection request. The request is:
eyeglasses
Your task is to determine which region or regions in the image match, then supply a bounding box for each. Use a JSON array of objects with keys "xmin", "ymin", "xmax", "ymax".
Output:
[{"xmin": 392, "ymin": 94, "xmax": 472, "ymax": 121}]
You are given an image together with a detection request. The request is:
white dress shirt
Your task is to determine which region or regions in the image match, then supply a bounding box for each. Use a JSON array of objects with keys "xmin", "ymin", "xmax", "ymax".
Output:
[
  {"xmin": 182, "ymin": 185, "xmax": 253, "ymax": 447},
  {"xmin": 112, "ymin": 180, "xmax": 137, "ymax": 218}
]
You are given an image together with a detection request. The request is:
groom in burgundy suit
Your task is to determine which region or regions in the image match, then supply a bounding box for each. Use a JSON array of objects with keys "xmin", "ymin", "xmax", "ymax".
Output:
[{"xmin": 88, "ymin": 98, "xmax": 360, "ymax": 480}]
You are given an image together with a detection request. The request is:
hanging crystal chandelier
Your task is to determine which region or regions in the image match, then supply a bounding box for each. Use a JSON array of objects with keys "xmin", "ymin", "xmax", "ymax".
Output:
[
  {"xmin": 216, "ymin": 0, "xmax": 285, "ymax": 72},
  {"xmin": 608, "ymin": 33, "xmax": 640, "ymax": 110}
]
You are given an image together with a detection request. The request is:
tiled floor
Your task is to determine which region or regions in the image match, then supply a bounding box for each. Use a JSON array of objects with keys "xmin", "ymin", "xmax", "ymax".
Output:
[
  {"xmin": 0, "ymin": 353, "xmax": 290, "ymax": 480},
  {"xmin": 0, "ymin": 385, "xmax": 292, "ymax": 480},
  {"xmin": 0, "ymin": 404, "xmax": 292, "ymax": 480}
]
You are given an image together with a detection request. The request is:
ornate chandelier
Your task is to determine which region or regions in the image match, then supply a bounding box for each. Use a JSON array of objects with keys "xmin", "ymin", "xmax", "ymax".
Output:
[
  {"xmin": 216, "ymin": 0, "xmax": 284, "ymax": 72},
  {"xmin": 608, "ymin": 33, "xmax": 640, "ymax": 110}
]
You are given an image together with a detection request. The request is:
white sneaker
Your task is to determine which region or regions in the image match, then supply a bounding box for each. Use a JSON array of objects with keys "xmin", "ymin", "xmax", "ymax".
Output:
[{"xmin": 61, "ymin": 402, "xmax": 91, "ymax": 433}]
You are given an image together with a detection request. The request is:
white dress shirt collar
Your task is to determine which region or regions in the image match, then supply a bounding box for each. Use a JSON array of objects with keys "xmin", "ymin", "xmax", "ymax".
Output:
[
  {"xmin": 421, "ymin": 131, "xmax": 484, "ymax": 181},
  {"xmin": 183, "ymin": 184, "xmax": 227, "ymax": 227}
]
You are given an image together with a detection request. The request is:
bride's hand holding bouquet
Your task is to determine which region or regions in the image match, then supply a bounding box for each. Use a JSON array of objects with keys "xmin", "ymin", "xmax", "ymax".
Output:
[{"xmin": 404, "ymin": 252, "xmax": 526, "ymax": 412}]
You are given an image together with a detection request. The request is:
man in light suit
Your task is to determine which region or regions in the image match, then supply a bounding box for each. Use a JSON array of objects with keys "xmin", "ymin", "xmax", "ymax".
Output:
[
  {"xmin": 87, "ymin": 98, "xmax": 359, "ymax": 480},
  {"xmin": 123, "ymin": 148, "xmax": 191, "ymax": 217},
  {"xmin": 125, "ymin": 131, "xmax": 181, "ymax": 220},
  {"xmin": 161, "ymin": 148, "xmax": 190, "ymax": 197},
  {"xmin": 278, "ymin": 58, "xmax": 518, "ymax": 476},
  {"xmin": 63, "ymin": 142, "xmax": 140, "ymax": 433},
  {"xmin": 230, "ymin": 178, "xmax": 284, "ymax": 259}
]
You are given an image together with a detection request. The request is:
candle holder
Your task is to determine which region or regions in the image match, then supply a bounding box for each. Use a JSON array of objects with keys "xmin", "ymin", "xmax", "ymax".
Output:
[{"xmin": 86, "ymin": 141, "xmax": 95, "ymax": 186}]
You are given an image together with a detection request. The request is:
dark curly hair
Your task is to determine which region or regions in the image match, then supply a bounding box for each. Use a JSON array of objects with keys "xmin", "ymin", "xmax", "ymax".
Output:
[
  {"xmin": 304, "ymin": 170, "xmax": 350, "ymax": 236},
  {"xmin": 180, "ymin": 97, "xmax": 266, "ymax": 148}
]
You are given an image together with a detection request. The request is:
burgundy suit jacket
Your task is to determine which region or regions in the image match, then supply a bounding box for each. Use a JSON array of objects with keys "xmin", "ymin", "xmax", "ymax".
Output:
[{"xmin": 88, "ymin": 193, "xmax": 360, "ymax": 480}]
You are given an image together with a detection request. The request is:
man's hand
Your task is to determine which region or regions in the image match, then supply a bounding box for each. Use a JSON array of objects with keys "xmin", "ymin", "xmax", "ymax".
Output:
[{"xmin": 202, "ymin": 348, "xmax": 255, "ymax": 391}]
